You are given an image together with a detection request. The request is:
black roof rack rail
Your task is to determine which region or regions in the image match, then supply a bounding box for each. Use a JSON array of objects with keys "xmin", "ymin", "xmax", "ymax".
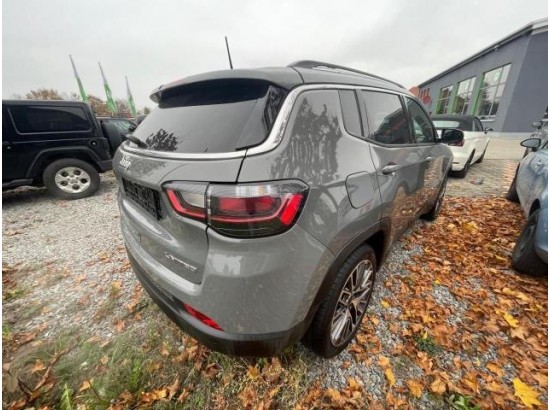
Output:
[{"xmin": 288, "ymin": 60, "xmax": 405, "ymax": 89}]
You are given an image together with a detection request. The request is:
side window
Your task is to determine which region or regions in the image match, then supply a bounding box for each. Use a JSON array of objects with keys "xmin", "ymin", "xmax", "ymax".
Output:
[
  {"xmin": 338, "ymin": 90, "xmax": 362, "ymax": 137},
  {"xmin": 9, "ymin": 105, "xmax": 90, "ymax": 134},
  {"xmin": 406, "ymin": 98, "xmax": 436, "ymax": 143},
  {"xmin": 362, "ymin": 91, "xmax": 412, "ymax": 144},
  {"xmin": 109, "ymin": 120, "xmax": 132, "ymax": 134},
  {"xmin": 474, "ymin": 118, "xmax": 484, "ymax": 132}
]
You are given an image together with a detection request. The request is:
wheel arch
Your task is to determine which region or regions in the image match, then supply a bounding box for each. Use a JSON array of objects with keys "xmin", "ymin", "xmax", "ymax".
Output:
[
  {"xmin": 529, "ymin": 200, "xmax": 541, "ymax": 216},
  {"xmin": 308, "ymin": 219, "xmax": 390, "ymax": 314},
  {"xmin": 28, "ymin": 148, "xmax": 102, "ymax": 182}
]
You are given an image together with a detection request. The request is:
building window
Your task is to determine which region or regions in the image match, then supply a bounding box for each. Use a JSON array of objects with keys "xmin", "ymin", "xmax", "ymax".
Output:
[
  {"xmin": 452, "ymin": 77, "xmax": 476, "ymax": 114},
  {"xmin": 435, "ymin": 85, "xmax": 453, "ymax": 114},
  {"xmin": 476, "ymin": 64, "xmax": 511, "ymax": 119}
]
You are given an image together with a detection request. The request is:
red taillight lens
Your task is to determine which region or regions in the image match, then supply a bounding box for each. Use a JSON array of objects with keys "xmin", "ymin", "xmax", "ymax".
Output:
[
  {"xmin": 183, "ymin": 303, "xmax": 222, "ymax": 331},
  {"xmin": 165, "ymin": 184, "xmax": 207, "ymax": 221},
  {"xmin": 208, "ymin": 181, "xmax": 308, "ymax": 237},
  {"xmin": 165, "ymin": 180, "xmax": 308, "ymax": 238}
]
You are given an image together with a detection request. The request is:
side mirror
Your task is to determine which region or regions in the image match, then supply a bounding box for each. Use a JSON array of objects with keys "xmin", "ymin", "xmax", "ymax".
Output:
[
  {"xmin": 532, "ymin": 121, "xmax": 542, "ymax": 129},
  {"xmin": 485, "ymin": 127, "xmax": 493, "ymax": 133},
  {"xmin": 128, "ymin": 124, "xmax": 137, "ymax": 133},
  {"xmin": 520, "ymin": 138, "xmax": 542, "ymax": 149},
  {"xmin": 440, "ymin": 128, "xmax": 464, "ymax": 146}
]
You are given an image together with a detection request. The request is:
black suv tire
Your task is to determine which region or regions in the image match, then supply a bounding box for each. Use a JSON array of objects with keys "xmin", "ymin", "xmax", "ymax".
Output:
[
  {"xmin": 306, "ymin": 244, "xmax": 376, "ymax": 358},
  {"xmin": 43, "ymin": 159, "xmax": 100, "ymax": 200}
]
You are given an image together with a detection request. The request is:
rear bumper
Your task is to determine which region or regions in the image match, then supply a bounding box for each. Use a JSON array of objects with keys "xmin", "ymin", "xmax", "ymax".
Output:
[
  {"xmin": 128, "ymin": 250, "xmax": 311, "ymax": 356},
  {"xmin": 450, "ymin": 146, "xmax": 472, "ymax": 171}
]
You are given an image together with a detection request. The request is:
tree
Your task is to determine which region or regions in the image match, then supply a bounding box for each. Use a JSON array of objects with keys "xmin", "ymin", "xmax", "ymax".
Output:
[
  {"xmin": 25, "ymin": 88, "xmax": 64, "ymax": 100},
  {"xmin": 115, "ymin": 98, "xmax": 131, "ymax": 118},
  {"xmin": 62, "ymin": 91, "xmax": 81, "ymax": 101},
  {"xmin": 87, "ymin": 94, "xmax": 111, "ymax": 117}
]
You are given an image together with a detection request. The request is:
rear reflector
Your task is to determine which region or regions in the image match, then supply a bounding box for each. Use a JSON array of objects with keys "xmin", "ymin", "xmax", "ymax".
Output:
[
  {"xmin": 165, "ymin": 180, "xmax": 308, "ymax": 238},
  {"xmin": 183, "ymin": 303, "xmax": 222, "ymax": 331}
]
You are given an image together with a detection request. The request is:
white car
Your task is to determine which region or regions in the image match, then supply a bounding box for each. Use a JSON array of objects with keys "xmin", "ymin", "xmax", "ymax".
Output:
[{"xmin": 432, "ymin": 115, "xmax": 491, "ymax": 178}]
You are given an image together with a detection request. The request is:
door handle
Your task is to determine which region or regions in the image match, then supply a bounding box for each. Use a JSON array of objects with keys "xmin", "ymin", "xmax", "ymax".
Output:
[
  {"xmin": 425, "ymin": 156, "xmax": 434, "ymax": 163},
  {"xmin": 381, "ymin": 164, "xmax": 400, "ymax": 175},
  {"xmin": 2, "ymin": 141, "xmax": 12, "ymax": 150}
]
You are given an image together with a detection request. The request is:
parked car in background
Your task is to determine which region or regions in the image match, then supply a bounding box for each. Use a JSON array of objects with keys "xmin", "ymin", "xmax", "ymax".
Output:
[
  {"xmin": 506, "ymin": 129, "xmax": 548, "ymax": 276},
  {"xmin": 432, "ymin": 114, "xmax": 491, "ymax": 178},
  {"xmin": 97, "ymin": 117, "xmax": 137, "ymax": 138},
  {"xmin": 2, "ymin": 100, "xmax": 123, "ymax": 199},
  {"xmin": 114, "ymin": 61, "xmax": 459, "ymax": 358}
]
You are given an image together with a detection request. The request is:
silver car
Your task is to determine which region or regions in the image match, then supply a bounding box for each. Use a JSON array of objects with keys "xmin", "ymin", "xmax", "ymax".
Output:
[
  {"xmin": 507, "ymin": 123, "xmax": 548, "ymax": 275},
  {"xmin": 113, "ymin": 61, "xmax": 456, "ymax": 357}
]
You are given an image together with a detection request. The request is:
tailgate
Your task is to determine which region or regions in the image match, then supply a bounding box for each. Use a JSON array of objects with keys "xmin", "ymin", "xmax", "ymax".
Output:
[{"xmin": 114, "ymin": 146, "xmax": 244, "ymax": 284}]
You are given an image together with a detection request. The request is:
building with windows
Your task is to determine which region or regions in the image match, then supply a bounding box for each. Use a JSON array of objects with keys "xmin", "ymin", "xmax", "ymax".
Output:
[{"xmin": 415, "ymin": 18, "xmax": 547, "ymax": 136}]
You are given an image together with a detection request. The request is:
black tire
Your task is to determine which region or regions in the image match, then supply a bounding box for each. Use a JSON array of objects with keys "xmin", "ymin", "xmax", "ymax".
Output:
[
  {"xmin": 101, "ymin": 122, "xmax": 123, "ymax": 155},
  {"xmin": 43, "ymin": 159, "xmax": 100, "ymax": 200},
  {"xmin": 512, "ymin": 209, "xmax": 546, "ymax": 276},
  {"xmin": 454, "ymin": 152, "xmax": 474, "ymax": 178},
  {"xmin": 506, "ymin": 171, "xmax": 520, "ymax": 203},
  {"xmin": 422, "ymin": 178, "xmax": 447, "ymax": 221},
  {"xmin": 306, "ymin": 245, "xmax": 376, "ymax": 358}
]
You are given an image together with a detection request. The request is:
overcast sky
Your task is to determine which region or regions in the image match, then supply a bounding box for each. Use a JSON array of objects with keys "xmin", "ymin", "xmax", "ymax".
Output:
[{"xmin": 3, "ymin": 0, "xmax": 548, "ymax": 109}]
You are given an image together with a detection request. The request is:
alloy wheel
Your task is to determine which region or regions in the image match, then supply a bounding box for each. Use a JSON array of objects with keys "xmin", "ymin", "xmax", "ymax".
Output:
[
  {"xmin": 54, "ymin": 167, "xmax": 91, "ymax": 194},
  {"xmin": 330, "ymin": 259, "xmax": 374, "ymax": 346}
]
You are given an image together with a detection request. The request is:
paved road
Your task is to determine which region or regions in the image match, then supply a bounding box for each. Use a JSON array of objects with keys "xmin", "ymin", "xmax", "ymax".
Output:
[{"xmin": 446, "ymin": 137, "xmax": 524, "ymax": 197}]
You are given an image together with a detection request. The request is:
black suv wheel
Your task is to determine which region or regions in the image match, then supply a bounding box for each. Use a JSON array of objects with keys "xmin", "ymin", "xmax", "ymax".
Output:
[
  {"xmin": 306, "ymin": 245, "xmax": 376, "ymax": 358},
  {"xmin": 43, "ymin": 159, "xmax": 100, "ymax": 200}
]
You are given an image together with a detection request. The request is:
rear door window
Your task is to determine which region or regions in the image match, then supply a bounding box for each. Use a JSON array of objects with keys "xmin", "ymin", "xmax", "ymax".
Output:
[
  {"xmin": 361, "ymin": 91, "xmax": 412, "ymax": 144},
  {"xmin": 406, "ymin": 98, "xmax": 436, "ymax": 143},
  {"xmin": 8, "ymin": 105, "xmax": 90, "ymax": 134},
  {"xmin": 133, "ymin": 80, "xmax": 287, "ymax": 153}
]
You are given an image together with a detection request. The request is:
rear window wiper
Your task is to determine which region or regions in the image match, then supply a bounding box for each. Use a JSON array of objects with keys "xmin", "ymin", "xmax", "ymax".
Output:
[{"xmin": 126, "ymin": 134, "xmax": 148, "ymax": 149}]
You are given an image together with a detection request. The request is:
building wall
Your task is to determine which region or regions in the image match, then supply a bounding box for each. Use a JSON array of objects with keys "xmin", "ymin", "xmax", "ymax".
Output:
[
  {"xmin": 418, "ymin": 30, "xmax": 548, "ymax": 134},
  {"xmin": 502, "ymin": 31, "xmax": 548, "ymax": 132}
]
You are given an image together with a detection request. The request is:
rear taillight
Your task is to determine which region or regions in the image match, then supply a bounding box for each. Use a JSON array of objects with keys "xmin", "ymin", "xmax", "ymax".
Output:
[
  {"xmin": 183, "ymin": 303, "xmax": 222, "ymax": 331},
  {"xmin": 165, "ymin": 180, "xmax": 308, "ymax": 238}
]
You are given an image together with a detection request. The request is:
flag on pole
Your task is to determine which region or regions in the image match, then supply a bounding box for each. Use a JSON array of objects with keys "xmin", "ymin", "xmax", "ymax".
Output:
[
  {"xmin": 126, "ymin": 76, "xmax": 137, "ymax": 118},
  {"xmin": 98, "ymin": 62, "xmax": 117, "ymax": 115},
  {"xmin": 69, "ymin": 55, "xmax": 88, "ymax": 102}
]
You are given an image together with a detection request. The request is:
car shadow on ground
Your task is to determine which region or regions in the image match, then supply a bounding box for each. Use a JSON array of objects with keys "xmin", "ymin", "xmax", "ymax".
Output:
[{"xmin": 2, "ymin": 176, "xmax": 118, "ymax": 208}]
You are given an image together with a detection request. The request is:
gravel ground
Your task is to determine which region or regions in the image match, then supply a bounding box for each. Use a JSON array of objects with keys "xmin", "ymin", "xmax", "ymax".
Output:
[{"xmin": 2, "ymin": 172, "xmax": 139, "ymax": 342}]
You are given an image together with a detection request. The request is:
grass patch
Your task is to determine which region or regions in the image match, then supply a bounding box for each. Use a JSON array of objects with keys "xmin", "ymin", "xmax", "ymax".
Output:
[
  {"xmin": 3, "ymin": 287, "xmax": 26, "ymax": 301},
  {"xmin": 414, "ymin": 333, "xmax": 441, "ymax": 356},
  {"xmin": 449, "ymin": 393, "xmax": 481, "ymax": 410}
]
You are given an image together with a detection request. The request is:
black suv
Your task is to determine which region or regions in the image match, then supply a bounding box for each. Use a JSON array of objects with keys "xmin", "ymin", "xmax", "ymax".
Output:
[{"xmin": 3, "ymin": 100, "xmax": 123, "ymax": 199}]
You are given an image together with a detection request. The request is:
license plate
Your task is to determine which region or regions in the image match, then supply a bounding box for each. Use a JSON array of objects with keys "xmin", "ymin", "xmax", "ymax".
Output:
[{"xmin": 122, "ymin": 179, "xmax": 162, "ymax": 220}]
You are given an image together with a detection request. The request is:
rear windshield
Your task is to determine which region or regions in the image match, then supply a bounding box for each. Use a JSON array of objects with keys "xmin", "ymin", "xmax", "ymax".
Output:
[{"xmin": 133, "ymin": 79, "xmax": 287, "ymax": 153}]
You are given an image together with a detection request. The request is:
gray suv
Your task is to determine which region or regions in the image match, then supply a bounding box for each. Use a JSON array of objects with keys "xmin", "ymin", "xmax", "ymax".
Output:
[{"xmin": 114, "ymin": 61, "xmax": 457, "ymax": 358}]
